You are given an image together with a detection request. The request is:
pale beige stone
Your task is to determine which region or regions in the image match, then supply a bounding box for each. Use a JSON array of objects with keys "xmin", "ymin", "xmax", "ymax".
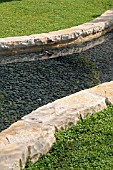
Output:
[
  {"xmin": 86, "ymin": 81, "xmax": 113, "ymax": 104},
  {"xmin": 29, "ymin": 132, "xmax": 56, "ymax": 162},
  {"xmin": 23, "ymin": 90, "xmax": 107, "ymax": 130},
  {"xmin": 0, "ymin": 9, "xmax": 113, "ymax": 55},
  {"xmin": 0, "ymin": 10, "xmax": 113, "ymax": 170},
  {"xmin": 0, "ymin": 33, "xmax": 106, "ymax": 64},
  {"xmin": 0, "ymin": 120, "xmax": 55, "ymax": 164},
  {"xmin": 0, "ymin": 36, "xmax": 34, "ymax": 48},
  {"xmin": 0, "ymin": 144, "xmax": 28, "ymax": 170}
]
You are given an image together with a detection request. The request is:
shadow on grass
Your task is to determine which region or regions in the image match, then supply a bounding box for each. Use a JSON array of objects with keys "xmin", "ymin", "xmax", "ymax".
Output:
[
  {"xmin": 92, "ymin": 14, "xmax": 100, "ymax": 18},
  {"xmin": 0, "ymin": 0, "xmax": 21, "ymax": 3}
]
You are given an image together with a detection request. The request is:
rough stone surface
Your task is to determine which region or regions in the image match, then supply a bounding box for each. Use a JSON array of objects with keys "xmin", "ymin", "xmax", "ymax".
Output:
[
  {"xmin": 86, "ymin": 81, "xmax": 113, "ymax": 104},
  {"xmin": 23, "ymin": 90, "xmax": 107, "ymax": 130},
  {"xmin": 0, "ymin": 144, "xmax": 28, "ymax": 170},
  {"xmin": 0, "ymin": 9, "xmax": 113, "ymax": 55},
  {"xmin": 0, "ymin": 81, "xmax": 112, "ymax": 169},
  {"xmin": 0, "ymin": 30, "xmax": 111, "ymax": 64},
  {"xmin": 1, "ymin": 9, "xmax": 113, "ymax": 169},
  {"xmin": 0, "ymin": 120, "xmax": 55, "ymax": 167}
]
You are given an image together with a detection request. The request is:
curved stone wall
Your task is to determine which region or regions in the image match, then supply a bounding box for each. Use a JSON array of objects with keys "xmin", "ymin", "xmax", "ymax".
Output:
[
  {"xmin": 0, "ymin": 9, "xmax": 113, "ymax": 55},
  {"xmin": 0, "ymin": 81, "xmax": 113, "ymax": 170},
  {"xmin": 1, "ymin": 9, "xmax": 113, "ymax": 170},
  {"xmin": 0, "ymin": 30, "xmax": 112, "ymax": 64}
]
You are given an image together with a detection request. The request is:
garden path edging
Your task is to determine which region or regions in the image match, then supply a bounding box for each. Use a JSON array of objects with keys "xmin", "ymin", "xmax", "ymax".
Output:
[
  {"xmin": 0, "ymin": 9, "xmax": 113, "ymax": 55},
  {"xmin": 0, "ymin": 81, "xmax": 113, "ymax": 170}
]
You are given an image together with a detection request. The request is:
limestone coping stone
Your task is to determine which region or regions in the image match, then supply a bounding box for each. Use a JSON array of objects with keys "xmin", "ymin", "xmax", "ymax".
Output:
[
  {"xmin": 0, "ymin": 8, "xmax": 113, "ymax": 168},
  {"xmin": 86, "ymin": 81, "xmax": 113, "ymax": 104},
  {"xmin": 0, "ymin": 9, "xmax": 113, "ymax": 55},
  {"xmin": 0, "ymin": 144, "xmax": 28, "ymax": 170},
  {"xmin": 0, "ymin": 30, "xmax": 111, "ymax": 64},
  {"xmin": 1, "ymin": 81, "xmax": 113, "ymax": 169},
  {"xmin": 0, "ymin": 121, "xmax": 56, "ymax": 164},
  {"xmin": 22, "ymin": 90, "xmax": 107, "ymax": 130}
]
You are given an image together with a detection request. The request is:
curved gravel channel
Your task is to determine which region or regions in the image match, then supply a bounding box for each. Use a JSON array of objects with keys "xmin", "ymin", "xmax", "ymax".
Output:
[{"xmin": 0, "ymin": 31, "xmax": 113, "ymax": 132}]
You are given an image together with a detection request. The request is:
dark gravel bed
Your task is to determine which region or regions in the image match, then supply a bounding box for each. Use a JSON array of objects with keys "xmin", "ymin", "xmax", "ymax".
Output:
[{"xmin": 0, "ymin": 31, "xmax": 113, "ymax": 132}]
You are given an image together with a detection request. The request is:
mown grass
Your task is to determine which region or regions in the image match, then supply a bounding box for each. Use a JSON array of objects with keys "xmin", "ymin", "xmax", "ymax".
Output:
[
  {"xmin": 25, "ymin": 105, "xmax": 113, "ymax": 170},
  {"xmin": 0, "ymin": 0, "xmax": 113, "ymax": 37}
]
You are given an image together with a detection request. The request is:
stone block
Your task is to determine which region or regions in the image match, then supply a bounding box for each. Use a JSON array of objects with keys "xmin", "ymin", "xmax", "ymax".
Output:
[
  {"xmin": 0, "ymin": 120, "xmax": 55, "ymax": 163},
  {"xmin": 23, "ymin": 90, "xmax": 107, "ymax": 130},
  {"xmin": 0, "ymin": 144, "xmax": 28, "ymax": 170},
  {"xmin": 0, "ymin": 36, "xmax": 34, "ymax": 49},
  {"xmin": 86, "ymin": 81, "xmax": 113, "ymax": 104}
]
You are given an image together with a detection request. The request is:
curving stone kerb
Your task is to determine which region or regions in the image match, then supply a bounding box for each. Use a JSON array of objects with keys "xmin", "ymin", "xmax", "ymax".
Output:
[
  {"xmin": 86, "ymin": 81, "xmax": 113, "ymax": 104},
  {"xmin": 0, "ymin": 81, "xmax": 113, "ymax": 169},
  {"xmin": 0, "ymin": 30, "xmax": 111, "ymax": 64},
  {"xmin": 0, "ymin": 9, "xmax": 113, "ymax": 55},
  {"xmin": 0, "ymin": 122, "xmax": 56, "ymax": 169}
]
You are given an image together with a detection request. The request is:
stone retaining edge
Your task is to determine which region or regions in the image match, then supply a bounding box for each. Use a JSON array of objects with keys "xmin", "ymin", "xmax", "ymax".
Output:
[
  {"xmin": 0, "ymin": 9, "xmax": 113, "ymax": 55},
  {"xmin": 0, "ymin": 81, "xmax": 113, "ymax": 170},
  {"xmin": 0, "ymin": 30, "xmax": 111, "ymax": 64}
]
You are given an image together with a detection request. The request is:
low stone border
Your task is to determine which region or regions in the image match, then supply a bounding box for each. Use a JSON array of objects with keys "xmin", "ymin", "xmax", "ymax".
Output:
[
  {"xmin": 0, "ymin": 30, "xmax": 112, "ymax": 64},
  {"xmin": 0, "ymin": 81, "xmax": 113, "ymax": 170},
  {"xmin": 0, "ymin": 9, "xmax": 113, "ymax": 55},
  {"xmin": 1, "ymin": 9, "xmax": 113, "ymax": 169}
]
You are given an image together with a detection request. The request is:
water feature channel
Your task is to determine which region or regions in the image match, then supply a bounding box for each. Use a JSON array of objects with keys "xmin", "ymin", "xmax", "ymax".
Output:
[{"xmin": 0, "ymin": 30, "xmax": 113, "ymax": 132}]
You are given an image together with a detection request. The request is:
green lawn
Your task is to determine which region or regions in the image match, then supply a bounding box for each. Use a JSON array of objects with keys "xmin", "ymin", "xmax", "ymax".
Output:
[
  {"xmin": 1, "ymin": 1, "xmax": 113, "ymax": 169},
  {"xmin": 0, "ymin": 0, "xmax": 113, "ymax": 38},
  {"xmin": 25, "ymin": 105, "xmax": 113, "ymax": 170}
]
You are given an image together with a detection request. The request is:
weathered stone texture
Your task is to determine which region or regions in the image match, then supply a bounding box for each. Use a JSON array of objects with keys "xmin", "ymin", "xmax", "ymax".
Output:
[
  {"xmin": 0, "ymin": 36, "xmax": 34, "ymax": 49},
  {"xmin": 0, "ymin": 9, "xmax": 113, "ymax": 55},
  {"xmin": 0, "ymin": 80, "xmax": 113, "ymax": 169},
  {"xmin": 87, "ymin": 81, "xmax": 113, "ymax": 104},
  {"xmin": 0, "ymin": 9, "xmax": 113, "ymax": 168},
  {"xmin": 0, "ymin": 121, "xmax": 55, "ymax": 168},
  {"xmin": 0, "ymin": 32, "xmax": 108, "ymax": 64},
  {"xmin": 23, "ymin": 90, "xmax": 107, "ymax": 130},
  {"xmin": 0, "ymin": 144, "xmax": 28, "ymax": 170}
]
